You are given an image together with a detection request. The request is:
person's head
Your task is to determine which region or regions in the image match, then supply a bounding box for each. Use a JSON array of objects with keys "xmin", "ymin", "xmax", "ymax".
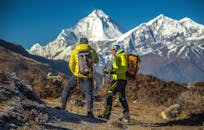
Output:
[
  {"xmin": 111, "ymin": 44, "xmax": 120, "ymax": 55},
  {"xmin": 79, "ymin": 37, "xmax": 88, "ymax": 44}
]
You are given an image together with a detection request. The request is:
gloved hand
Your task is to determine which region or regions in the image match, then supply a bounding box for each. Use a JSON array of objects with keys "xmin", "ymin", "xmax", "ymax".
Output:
[
  {"xmin": 103, "ymin": 68, "xmax": 116, "ymax": 74},
  {"xmin": 103, "ymin": 68, "xmax": 110, "ymax": 74}
]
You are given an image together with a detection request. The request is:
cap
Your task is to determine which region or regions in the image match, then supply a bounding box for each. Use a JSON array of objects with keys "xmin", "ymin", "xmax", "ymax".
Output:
[
  {"xmin": 79, "ymin": 37, "xmax": 88, "ymax": 44},
  {"xmin": 112, "ymin": 45, "xmax": 120, "ymax": 50}
]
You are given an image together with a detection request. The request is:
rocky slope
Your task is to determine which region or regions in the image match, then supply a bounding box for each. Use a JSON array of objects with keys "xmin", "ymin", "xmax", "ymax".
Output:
[{"xmin": 0, "ymin": 72, "xmax": 106, "ymax": 130}]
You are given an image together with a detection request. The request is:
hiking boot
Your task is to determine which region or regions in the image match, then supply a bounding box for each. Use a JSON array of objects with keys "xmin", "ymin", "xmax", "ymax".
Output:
[
  {"xmin": 55, "ymin": 106, "xmax": 62, "ymax": 109},
  {"xmin": 98, "ymin": 114, "xmax": 110, "ymax": 120},
  {"xmin": 87, "ymin": 111, "xmax": 94, "ymax": 118},
  {"xmin": 122, "ymin": 112, "xmax": 130, "ymax": 123}
]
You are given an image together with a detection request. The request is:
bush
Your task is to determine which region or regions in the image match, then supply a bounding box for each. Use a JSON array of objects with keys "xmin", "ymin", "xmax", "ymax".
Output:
[
  {"xmin": 126, "ymin": 74, "xmax": 187, "ymax": 106},
  {"xmin": 19, "ymin": 67, "xmax": 66, "ymax": 98}
]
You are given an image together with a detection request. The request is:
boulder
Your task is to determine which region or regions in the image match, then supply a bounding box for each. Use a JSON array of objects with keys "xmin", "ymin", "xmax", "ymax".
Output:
[{"xmin": 160, "ymin": 104, "xmax": 181, "ymax": 120}]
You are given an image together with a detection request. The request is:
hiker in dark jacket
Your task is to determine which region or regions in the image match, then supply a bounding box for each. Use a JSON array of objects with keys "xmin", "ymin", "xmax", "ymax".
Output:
[
  {"xmin": 98, "ymin": 45, "xmax": 130, "ymax": 122},
  {"xmin": 61, "ymin": 37, "xmax": 99, "ymax": 118}
]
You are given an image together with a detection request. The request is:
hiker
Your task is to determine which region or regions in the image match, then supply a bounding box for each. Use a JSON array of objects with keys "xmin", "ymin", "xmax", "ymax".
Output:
[
  {"xmin": 98, "ymin": 45, "xmax": 130, "ymax": 122},
  {"xmin": 61, "ymin": 37, "xmax": 99, "ymax": 118}
]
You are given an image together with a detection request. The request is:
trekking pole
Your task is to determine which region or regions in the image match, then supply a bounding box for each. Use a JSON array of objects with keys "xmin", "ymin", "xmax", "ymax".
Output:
[
  {"xmin": 92, "ymin": 69, "xmax": 98, "ymax": 115},
  {"xmin": 96, "ymin": 65, "xmax": 107, "ymax": 116},
  {"xmin": 76, "ymin": 77, "xmax": 80, "ymax": 114},
  {"xmin": 99, "ymin": 63, "xmax": 113, "ymax": 116},
  {"xmin": 102, "ymin": 66, "xmax": 106, "ymax": 87},
  {"xmin": 70, "ymin": 90, "xmax": 73, "ymax": 112},
  {"xmin": 77, "ymin": 102, "xmax": 79, "ymax": 114},
  {"xmin": 91, "ymin": 66, "xmax": 96, "ymax": 115}
]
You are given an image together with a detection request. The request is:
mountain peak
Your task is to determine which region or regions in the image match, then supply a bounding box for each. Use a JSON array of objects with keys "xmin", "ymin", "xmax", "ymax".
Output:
[
  {"xmin": 29, "ymin": 43, "xmax": 42, "ymax": 51},
  {"xmin": 154, "ymin": 14, "xmax": 173, "ymax": 20},
  {"xmin": 147, "ymin": 14, "xmax": 175, "ymax": 25},
  {"xmin": 179, "ymin": 17, "xmax": 202, "ymax": 26},
  {"xmin": 70, "ymin": 9, "xmax": 123, "ymax": 41},
  {"xmin": 88, "ymin": 9, "xmax": 109, "ymax": 19},
  {"xmin": 156, "ymin": 14, "xmax": 165, "ymax": 19},
  {"xmin": 179, "ymin": 17, "xmax": 192, "ymax": 22}
]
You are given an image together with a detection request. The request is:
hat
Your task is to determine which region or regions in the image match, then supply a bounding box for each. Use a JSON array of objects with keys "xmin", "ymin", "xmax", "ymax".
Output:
[
  {"xmin": 112, "ymin": 45, "xmax": 120, "ymax": 50},
  {"xmin": 79, "ymin": 37, "xmax": 88, "ymax": 44}
]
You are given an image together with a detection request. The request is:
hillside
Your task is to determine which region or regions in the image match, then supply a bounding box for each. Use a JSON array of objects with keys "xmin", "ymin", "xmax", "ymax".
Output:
[
  {"xmin": 0, "ymin": 72, "xmax": 204, "ymax": 130},
  {"xmin": 0, "ymin": 39, "xmax": 70, "ymax": 75},
  {"xmin": 0, "ymin": 39, "xmax": 70, "ymax": 98}
]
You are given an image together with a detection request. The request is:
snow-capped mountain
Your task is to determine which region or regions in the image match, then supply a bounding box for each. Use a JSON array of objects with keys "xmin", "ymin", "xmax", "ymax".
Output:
[
  {"xmin": 29, "ymin": 9, "xmax": 124, "ymax": 60},
  {"xmin": 114, "ymin": 14, "xmax": 204, "ymax": 82},
  {"xmin": 116, "ymin": 14, "xmax": 204, "ymax": 58},
  {"xmin": 29, "ymin": 10, "xmax": 204, "ymax": 83}
]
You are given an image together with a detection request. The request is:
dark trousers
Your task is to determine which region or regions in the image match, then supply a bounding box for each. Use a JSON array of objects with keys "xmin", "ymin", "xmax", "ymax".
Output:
[
  {"xmin": 61, "ymin": 75, "xmax": 94, "ymax": 112},
  {"xmin": 104, "ymin": 80, "xmax": 129, "ymax": 116}
]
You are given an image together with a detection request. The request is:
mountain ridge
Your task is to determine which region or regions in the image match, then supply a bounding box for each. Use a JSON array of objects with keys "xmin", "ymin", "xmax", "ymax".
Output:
[
  {"xmin": 0, "ymin": 39, "xmax": 70, "ymax": 75},
  {"xmin": 28, "ymin": 9, "xmax": 204, "ymax": 83}
]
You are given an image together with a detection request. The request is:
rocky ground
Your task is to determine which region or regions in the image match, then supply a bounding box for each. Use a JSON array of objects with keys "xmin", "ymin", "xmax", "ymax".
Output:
[{"xmin": 0, "ymin": 72, "xmax": 204, "ymax": 130}]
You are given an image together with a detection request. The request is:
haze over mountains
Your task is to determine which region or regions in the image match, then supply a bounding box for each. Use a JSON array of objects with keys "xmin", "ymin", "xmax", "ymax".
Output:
[{"xmin": 28, "ymin": 9, "xmax": 204, "ymax": 83}]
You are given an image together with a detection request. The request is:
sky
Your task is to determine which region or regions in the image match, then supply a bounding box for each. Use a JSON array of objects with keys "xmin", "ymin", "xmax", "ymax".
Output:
[{"xmin": 0, "ymin": 0, "xmax": 204, "ymax": 49}]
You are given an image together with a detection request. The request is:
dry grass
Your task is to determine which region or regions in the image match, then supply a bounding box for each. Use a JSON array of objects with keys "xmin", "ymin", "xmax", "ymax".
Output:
[
  {"xmin": 126, "ymin": 74, "xmax": 187, "ymax": 106},
  {"xmin": 18, "ymin": 67, "xmax": 66, "ymax": 98},
  {"xmin": 177, "ymin": 87, "xmax": 204, "ymax": 119}
]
